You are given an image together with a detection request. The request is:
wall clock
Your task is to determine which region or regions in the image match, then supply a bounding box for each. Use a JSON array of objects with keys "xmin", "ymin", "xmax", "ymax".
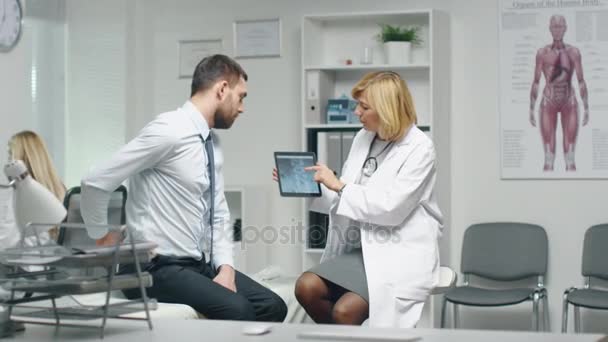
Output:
[{"xmin": 0, "ymin": 0, "xmax": 22, "ymax": 52}]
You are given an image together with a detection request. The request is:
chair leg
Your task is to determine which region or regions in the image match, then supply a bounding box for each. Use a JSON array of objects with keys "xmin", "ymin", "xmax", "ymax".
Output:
[
  {"xmin": 574, "ymin": 306, "xmax": 581, "ymax": 333},
  {"xmin": 542, "ymin": 292, "xmax": 550, "ymax": 332},
  {"xmin": 562, "ymin": 292, "xmax": 569, "ymax": 333},
  {"xmin": 440, "ymin": 297, "xmax": 448, "ymax": 328},
  {"xmin": 532, "ymin": 292, "xmax": 540, "ymax": 331},
  {"xmin": 453, "ymin": 303, "xmax": 459, "ymax": 329}
]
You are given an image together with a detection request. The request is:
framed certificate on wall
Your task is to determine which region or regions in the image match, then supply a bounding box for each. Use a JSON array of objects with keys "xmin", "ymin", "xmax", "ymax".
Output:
[
  {"xmin": 233, "ymin": 18, "xmax": 281, "ymax": 58},
  {"xmin": 178, "ymin": 39, "xmax": 223, "ymax": 78}
]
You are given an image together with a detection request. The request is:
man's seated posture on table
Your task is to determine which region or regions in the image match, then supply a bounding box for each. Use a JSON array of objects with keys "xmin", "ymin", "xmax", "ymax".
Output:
[{"xmin": 80, "ymin": 54, "xmax": 287, "ymax": 322}]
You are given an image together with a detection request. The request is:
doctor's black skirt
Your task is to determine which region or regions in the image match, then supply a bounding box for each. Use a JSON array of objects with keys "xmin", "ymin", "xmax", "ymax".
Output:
[{"xmin": 306, "ymin": 248, "xmax": 369, "ymax": 302}]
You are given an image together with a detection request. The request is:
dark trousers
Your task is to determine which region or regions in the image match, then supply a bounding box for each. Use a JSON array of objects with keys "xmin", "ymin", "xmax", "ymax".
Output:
[{"xmin": 120, "ymin": 254, "xmax": 287, "ymax": 322}]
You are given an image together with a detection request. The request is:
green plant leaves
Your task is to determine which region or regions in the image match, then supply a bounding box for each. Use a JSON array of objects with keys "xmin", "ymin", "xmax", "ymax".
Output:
[{"xmin": 377, "ymin": 24, "xmax": 421, "ymax": 45}]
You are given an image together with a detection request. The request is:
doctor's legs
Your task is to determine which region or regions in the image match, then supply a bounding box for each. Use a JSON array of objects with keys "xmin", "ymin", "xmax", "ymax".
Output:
[
  {"xmin": 295, "ymin": 272, "xmax": 369, "ymax": 325},
  {"xmin": 332, "ymin": 292, "xmax": 369, "ymax": 324},
  {"xmin": 295, "ymin": 272, "xmax": 333, "ymax": 323}
]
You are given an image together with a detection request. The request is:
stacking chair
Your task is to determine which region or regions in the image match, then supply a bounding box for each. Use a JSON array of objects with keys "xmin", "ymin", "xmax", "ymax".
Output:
[
  {"xmin": 57, "ymin": 185, "xmax": 127, "ymax": 247},
  {"xmin": 562, "ymin": 224, "xmax": 608, "ymax": 333},
  {"xmin": 57, "ymin": 185, "xmax": 127, "ymax": 276},
  {"xmin": 441, "ymin": 222, "xmax": 549, "ymax": 331}
]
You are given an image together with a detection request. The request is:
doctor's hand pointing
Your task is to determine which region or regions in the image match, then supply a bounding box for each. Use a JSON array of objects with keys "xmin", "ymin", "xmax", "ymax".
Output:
[{"xmin": 304, "ymin": 163, "xmax": 345, "ymax": 193}]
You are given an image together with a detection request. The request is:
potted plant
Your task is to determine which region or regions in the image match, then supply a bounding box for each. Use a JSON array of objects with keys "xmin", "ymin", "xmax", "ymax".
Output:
[{"xmin": 377, "ymin": 24, "xmax": 421, "ymax": 64}]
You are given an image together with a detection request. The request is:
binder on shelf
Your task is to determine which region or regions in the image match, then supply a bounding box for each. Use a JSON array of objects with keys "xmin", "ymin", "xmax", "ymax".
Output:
[
  {"xmin": 341, "ymin": 132, "xmax": 355, "ymax": 166},
  {"xmin": 306, "ymin": 70, "xmax": 319, "ymax": 99},
  {"xmin": 305, "ymin": 70, "xmax": 334, "ymax": 125},
  {"xmin": 305, "ymin": 71, "xmax": 322, "ymax": 125},
  {"xmin": 314, "ymin": 131, "xmax": 358, "ymax": 177},
  {"xmin": 316, "ymin": 132, "xmax": 328, "ymax": 165},
  {"xmin": 327, "ymin": 133, "xmax": 342, "ymax": 176}
]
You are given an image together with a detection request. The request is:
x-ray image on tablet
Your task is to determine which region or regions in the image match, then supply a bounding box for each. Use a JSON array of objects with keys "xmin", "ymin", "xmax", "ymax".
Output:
[{"xmin": 274, "ymin": 152, "xmax": 321, "ymax": 197}]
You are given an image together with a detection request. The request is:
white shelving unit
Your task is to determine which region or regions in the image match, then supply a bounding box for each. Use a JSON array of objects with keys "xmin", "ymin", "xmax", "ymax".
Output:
[
  {"xmin": 300, "ymin": 9, "xmax": 451, "ymax": 327},
  {"xmin": 225, "ymin": 188, "xmax": 246, "ymax": 272},
  {"xmin": 224, "ymin": 186, "xmax": 275, "ymax": 275}
]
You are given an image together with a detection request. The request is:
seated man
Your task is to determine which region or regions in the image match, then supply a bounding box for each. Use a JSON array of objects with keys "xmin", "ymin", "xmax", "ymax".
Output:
[{"xmin": 80, "ymin": 54, "xmax": 287, "ymax": 322}]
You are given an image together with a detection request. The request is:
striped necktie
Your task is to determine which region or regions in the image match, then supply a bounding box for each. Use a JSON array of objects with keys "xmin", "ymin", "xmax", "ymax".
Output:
[{"xmin": 202, "ymin": 132, "xmax": 215, "ymax": 266}]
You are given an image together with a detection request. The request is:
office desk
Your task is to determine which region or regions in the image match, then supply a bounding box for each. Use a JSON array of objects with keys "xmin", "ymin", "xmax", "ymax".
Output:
[{"xmin": 7, "ymin": 319, "xmax": 605, "ymax": 341}]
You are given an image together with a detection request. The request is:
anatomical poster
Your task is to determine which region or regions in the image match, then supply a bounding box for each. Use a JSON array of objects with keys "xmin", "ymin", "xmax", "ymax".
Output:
[{"xmin": 499, "ymin": 0, "xmax": 608, "ymax": 178}]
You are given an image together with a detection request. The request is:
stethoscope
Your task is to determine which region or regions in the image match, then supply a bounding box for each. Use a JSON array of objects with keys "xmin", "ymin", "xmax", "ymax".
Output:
[{"xmin": 361, "ymin": 135, "xmax": 394, "ymax": 177}]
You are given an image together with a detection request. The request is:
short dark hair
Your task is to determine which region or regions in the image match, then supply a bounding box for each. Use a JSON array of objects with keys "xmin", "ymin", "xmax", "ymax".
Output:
[{"xmin": 190, "ymin": 54, "xmax": 248, "ymax": 96}]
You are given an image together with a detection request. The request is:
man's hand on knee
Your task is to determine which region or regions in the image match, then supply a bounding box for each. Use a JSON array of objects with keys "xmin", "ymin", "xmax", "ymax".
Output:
[{"xmin": 213, "ymin": 265, "xmax": 237, "ymax": 292}]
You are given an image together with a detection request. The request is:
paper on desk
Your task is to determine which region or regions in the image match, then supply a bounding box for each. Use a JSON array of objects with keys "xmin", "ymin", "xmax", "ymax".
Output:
[{"xmin": 4, "ymin": 256, "xmax": 63, "ymax": 265}]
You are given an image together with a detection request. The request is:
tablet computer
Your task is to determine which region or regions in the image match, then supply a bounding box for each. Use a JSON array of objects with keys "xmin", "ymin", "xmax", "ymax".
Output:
[{"xmin": 274, "ymin": 152, "xmax": 321, "ymax": 197}]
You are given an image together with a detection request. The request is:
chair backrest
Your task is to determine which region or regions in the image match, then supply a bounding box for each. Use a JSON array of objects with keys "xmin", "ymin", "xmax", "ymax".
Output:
[
  {"xmin": 582, "ymin": 224, "xmax": 608, "ymax": 280},
  {"xmin": 461, "ymin": 222, "xmax": 548, "ymax": 281},
  {"xmin": 57, "ymin": 185, "xmax": 127, "ymax": 247}
]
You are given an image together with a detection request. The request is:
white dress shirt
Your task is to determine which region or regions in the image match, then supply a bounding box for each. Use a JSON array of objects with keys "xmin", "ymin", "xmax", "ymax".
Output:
[{"xmin": 81, "ymin": 101, "xmax": 234, "ymax": 269}]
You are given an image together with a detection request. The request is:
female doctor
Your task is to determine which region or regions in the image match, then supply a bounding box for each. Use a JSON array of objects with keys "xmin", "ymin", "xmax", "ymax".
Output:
[{"xmin": 289, "ymin": 71, "xmax": 443, "ymax": 328}]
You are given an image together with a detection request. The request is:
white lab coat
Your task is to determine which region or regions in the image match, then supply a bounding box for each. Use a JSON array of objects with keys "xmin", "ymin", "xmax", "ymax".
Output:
[{"xmin": 318, "ymin": 126, "xmax": 443, "ymax": 328}]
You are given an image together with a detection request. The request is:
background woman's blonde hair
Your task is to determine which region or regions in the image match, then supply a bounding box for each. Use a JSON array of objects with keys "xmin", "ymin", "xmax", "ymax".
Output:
[
  {"xmin": 8, "ymin": 131, "xmax": 66, "ymax": 239},
  {"xmin": 351, "ymin": 71, "xmax": 417, "ymax": 141}
]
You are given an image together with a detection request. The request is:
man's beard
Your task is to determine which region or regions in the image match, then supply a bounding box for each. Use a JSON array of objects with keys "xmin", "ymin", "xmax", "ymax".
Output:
[{"xmin": 214, "ymin": 108, "xmax": 235, "ymax": 129}]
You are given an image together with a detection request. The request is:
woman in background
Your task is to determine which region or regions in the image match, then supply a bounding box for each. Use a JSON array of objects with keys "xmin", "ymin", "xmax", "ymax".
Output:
[{"xmin": 0, "ymin": 130, "xmax": 65, "ymax": 248}]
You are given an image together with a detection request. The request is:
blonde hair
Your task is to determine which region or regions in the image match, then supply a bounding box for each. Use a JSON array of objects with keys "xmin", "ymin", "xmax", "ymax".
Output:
[
  {"xmin": 351, "ymin": 71, "xmax": 417, "ymax": 141},
  {"xmin": 8, "ymin": 131, "xmax": 66, "ymax": 240}
]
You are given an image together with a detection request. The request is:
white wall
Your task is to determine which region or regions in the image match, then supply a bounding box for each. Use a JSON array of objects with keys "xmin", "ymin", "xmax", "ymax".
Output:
[
  {"xmin": 0, "ymin": 0, "xmax": 65, "ymax": 175},
  {"xmin": 55, "ymin": 0, "xmax": 608, "ymax": 333},
  {"xmin": 0, "ymin": 14, "xmax": 32, "ymax": 166},
  {"xmin": 63, "ymin": 0, "xmax": 129, "ymax": 187},
  {"xmin": 449, "ymin": 0, "xmax": 608, "ymax": 333}
]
